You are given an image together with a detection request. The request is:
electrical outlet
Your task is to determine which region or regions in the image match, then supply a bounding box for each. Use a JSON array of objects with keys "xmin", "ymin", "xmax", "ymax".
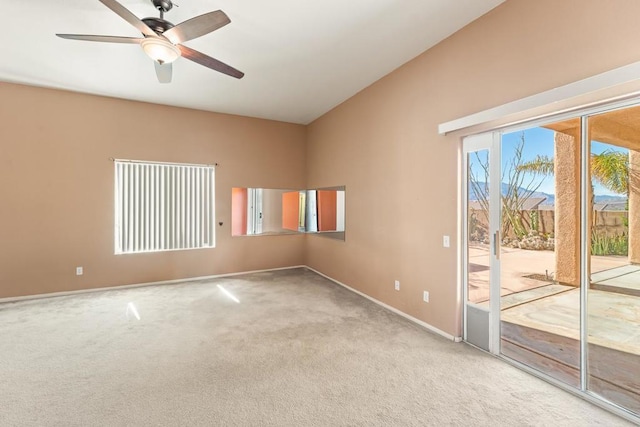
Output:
[
  {"xmin": 76, "ymin": 266, "xmax": 83, "ymax": 276},
  {"xmin": 423, "ymin": 291, "xmax": 430, "ymax": 303},
  {"xmin": 394, "ymin": 280, "xmax": 400, "ymax": 291},
  {"xmin": 443, "ymin": 235, "xmax": 450, "ymax": 248}
]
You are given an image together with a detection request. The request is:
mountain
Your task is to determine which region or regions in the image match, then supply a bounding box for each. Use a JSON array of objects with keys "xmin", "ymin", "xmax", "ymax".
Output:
[
  {"xmin": 594, "ymin": 195, "xmax": 627, "ymax": 203},
  {"xmin": 468, "ymin": 182, "xmax": 554, "ymax": 203},
  {"xmin": 468, "ymin": 182, "xmax": 627, "ymax": 206}
]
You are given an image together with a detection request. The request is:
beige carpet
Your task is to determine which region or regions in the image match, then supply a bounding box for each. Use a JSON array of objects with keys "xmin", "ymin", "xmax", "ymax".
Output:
[{"xmin": 0, "ymin": 268, "xmax": 632, "ymax": 426}]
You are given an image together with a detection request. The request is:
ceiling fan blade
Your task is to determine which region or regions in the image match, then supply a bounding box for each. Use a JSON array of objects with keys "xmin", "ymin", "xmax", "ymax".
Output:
[
  {"xmin": 56, "ymin": 34, "xmax": 143, "ymax": 44},
  {"xmin": 154, "ymin": 62, "xmax": 172, "ymax": 84},
  {"xmin": 98, "ymin": 0, "xmax": 156, "ymax": 37},
  {"xmin": 178, "ymin": 45, "xmax": 244, "ymax": 79},
  {"xmin": 163, "ymin": 10, "xmax": 230, "ymax": 44}
]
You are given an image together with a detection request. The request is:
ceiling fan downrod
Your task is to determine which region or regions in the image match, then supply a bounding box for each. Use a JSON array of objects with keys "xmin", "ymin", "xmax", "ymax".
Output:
[
  {"xmin": 151, "ymin": 0, "xmax": 173, "ymax": 19},
  {"xmin": 143, "ymin": 0, "xmax": 176, "ymax": 34}
]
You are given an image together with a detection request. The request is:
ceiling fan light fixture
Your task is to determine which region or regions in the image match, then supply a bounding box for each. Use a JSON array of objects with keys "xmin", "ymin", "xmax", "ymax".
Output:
[{"xmin": 141, "ymin": 37, "xmax": 180, "ymax": 64}]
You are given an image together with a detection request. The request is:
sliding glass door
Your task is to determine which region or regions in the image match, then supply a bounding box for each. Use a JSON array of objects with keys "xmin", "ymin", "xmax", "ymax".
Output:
[
  {"xmin": 462, "ymin": 102, "xmax": 640, "ymax": 419},
  {"xmin": 586, "ymin": 106, "xmax": 640, "ymax": 414},
  {"xmin": 498, "ymin": 122, "xmax": 582, "ymax": 388}
]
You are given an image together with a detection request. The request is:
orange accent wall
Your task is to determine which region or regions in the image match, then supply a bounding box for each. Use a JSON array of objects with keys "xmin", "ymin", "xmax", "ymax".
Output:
[
  {"xmin": 282, "ymin": 192, "xmax": 300, "ymax": 231},
  {"xmin": 231, "ymin": 188, "xmax": 248, "ymax": 236},
  {"xmin": 317, "ymin": 190, "xmax": 337, "ymax": 231}
]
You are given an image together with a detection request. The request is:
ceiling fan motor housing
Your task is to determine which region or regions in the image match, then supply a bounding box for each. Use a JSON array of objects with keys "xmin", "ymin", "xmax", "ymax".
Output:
[
  {"xmin": 142, "ymin": 17, "xmax": 174, "ymax": 34},
  {"xmin": 152, "ymin": 0, "xmax": 173, "ymax": 13}
]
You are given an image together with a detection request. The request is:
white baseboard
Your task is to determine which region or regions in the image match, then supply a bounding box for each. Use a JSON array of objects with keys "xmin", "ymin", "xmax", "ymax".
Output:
[
  {"xmin": 305, "ymin": 266, "xmax": 461, "ymax": 342},
  {"xmin": 0, "ymin": 265, "xmax": 463, "ymax": 343},
  {"xmin": 0, "ymin": 265, "xmax": 306, "ymax": 303}
]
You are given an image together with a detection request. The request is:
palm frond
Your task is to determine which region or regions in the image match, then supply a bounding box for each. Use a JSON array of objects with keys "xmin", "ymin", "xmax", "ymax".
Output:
[
  {"xmin": 591, "ymin": 150, "xmax": 628, "ymax": 194},
  {"xmin": 517, "ymin": 155, "xmax": 555, "ymax": 175}
]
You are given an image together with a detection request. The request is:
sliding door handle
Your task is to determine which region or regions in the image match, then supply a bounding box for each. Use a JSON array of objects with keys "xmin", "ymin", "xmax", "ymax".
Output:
[{"xmin": 493, "ymin": 231, "xmax": 500, "ymax": 259}]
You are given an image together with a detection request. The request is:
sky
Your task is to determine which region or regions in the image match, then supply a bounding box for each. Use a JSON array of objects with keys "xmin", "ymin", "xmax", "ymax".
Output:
[{"xmin": 499, "ymin": 127, "xmax": 629, "ymax": 196}]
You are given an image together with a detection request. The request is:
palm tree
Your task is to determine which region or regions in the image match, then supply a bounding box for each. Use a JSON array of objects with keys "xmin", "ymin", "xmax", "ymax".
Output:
[
  {"xmin": 591, "ymin": 151, "xmax": 629, "ymax": 194},
  {"xmin": 518, "ymin": 149, "xmax": 629, "ymax": 195},
  {"xmin": 519, "ymin": 148, "xmax": 631, "ymax": 256}
]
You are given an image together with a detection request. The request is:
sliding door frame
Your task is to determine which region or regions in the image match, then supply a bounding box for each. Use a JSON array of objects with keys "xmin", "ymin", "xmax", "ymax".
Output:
[
  {"xmin": 462, "ymin": 132, "xmax": 501, "ymax": 354},
  {"xmin": 580, "ymin": 115, "xmax": 589, "ymax": 392},
  {"xmin": 460, "ymin": 96, "xmax": 640, "ymax": 423}
]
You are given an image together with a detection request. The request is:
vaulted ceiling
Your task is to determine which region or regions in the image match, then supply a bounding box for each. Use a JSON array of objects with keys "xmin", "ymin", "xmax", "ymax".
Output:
[{"xmin": 1, "ymin": 0, "xmax": 504, "ymax": 124}]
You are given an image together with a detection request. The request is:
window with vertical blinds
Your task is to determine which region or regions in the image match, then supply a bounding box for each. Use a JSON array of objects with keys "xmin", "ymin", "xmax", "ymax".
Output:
[{"xmin": 114, "ymin": 160, "xmax": 215, "ymax": 254}]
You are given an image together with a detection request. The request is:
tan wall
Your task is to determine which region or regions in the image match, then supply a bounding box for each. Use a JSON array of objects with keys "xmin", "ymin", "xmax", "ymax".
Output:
[
  {"xmin": 0, "ymin": 83, "xmax": 307, "ymax": 298},
  {"xmin": 305, "ymin": 0, "xmax": 640, "ymax": 336}
]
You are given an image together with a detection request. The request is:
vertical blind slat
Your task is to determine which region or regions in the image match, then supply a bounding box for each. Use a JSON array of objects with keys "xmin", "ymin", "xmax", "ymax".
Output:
[
  {"xmin": 171, "ymin": 166, "xmax": 176, "ymax": 249},
  {"xmin": 189, "ymin": 168, "xmax": 195, "ymax": 248},
  {"xmin": 133, "ymin": 164, "xmax": 139, "ymax": 252},
  {"xmin": 150, "ymin": 165, "xmax": 154, "ymax": 251},
  {"xmin": 140, "ymin": 165, "xmax": 144, "ymax": 252},
  {"xmin": 211, "ymin": 168, "xmax": 215, "ymax": 245},
  {"xmin": 140, "ymin": 164, "xmax": 145, "ymax": 252},
  {"xmin": 206, "ymin": 168, "xmax": 210, "ymax": 245},
  {"xmin": 181, "ymin": 167, "xmax": 186, "ymax": 249},
  {"xmin": 205, "ymin": 168, "xmax": 210, "ymax": 245},
  {"xmin": 125, "ymin": 164, "xmax": 131, "ymax": 252},
  {"xmin": 149, "ymin": 165, "xmax": 155, "ymax": 251},
  {"xmin": 137, "ymin": 164, "xmax": 142, "ymax": 252},
  {"xmin": 115, "ymin": 163, "xmax": 122, "ymax": 253},
  {"xmin": 185, "ymin": 167, "xmax": 190, "ymax": 249},
  {"xmin": 188, "ymin": 167, "xmax": 192, "ymax": 248},
  {"xmin": 177, "ymin": 166, "xmax": 182, "ymax": 248},
  {"xmin": 190, "ymin": 167, "xmax": 195, "ymax": 248},
  {"xmin": 144, "ymin": 165, "xmax": 149, "ymax": 252},
  {"xmin": 155, "ymin": 165, "xmax": 160, "ymax": 251},
  {"xmin": 196, "ymin": 168, "xmax": 201, "ymax": 247},
  {"xmin": 159, "ymin": 166, "xmax": 164, "ymax": 249},
  {"xmin": 168, "ymin": 166, "xmax": 172, "ymax": 249}
]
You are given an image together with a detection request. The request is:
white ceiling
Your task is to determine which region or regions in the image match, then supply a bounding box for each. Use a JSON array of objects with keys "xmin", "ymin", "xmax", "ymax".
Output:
[{"xmin": 1, "ymin": 0, "xmax": 504, "ymax": 124}]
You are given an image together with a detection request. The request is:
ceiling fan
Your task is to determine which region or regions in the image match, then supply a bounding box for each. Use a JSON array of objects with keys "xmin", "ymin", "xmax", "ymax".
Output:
[{"xmin": 56, "ymin": 0, "xmax": 244, "ymax": 83}]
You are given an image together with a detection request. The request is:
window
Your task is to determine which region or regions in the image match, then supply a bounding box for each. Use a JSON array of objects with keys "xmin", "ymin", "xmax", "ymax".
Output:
[{"xmin": 114, "ymin": 160, "xmax": 215, "ymax": 254}]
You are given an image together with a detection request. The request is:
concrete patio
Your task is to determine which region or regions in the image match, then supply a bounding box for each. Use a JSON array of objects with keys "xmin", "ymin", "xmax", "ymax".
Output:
[
  {"xmin": 469, "ymin": 244, "xmax": 640, "ymax": 411},
  {"xmin": 467, "ymin": 243, "xmax": 630, "ymax": 304},
  {"xmin": 469, "ymin": 244, "xmax": 640, "ymax": 353}
]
